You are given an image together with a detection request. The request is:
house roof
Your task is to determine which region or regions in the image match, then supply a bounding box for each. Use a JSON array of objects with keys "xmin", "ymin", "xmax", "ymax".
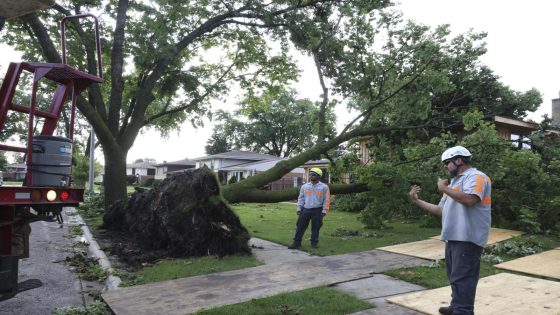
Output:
[
  {"xmin": 192, "ymin": 150, "xmax": 281, "ymax": 161},
  {"xmin": 220, "ymin": 159, "xmax": 304, "ymax": 173},
  {"xmin": 302, "ymin": 159, "xmax": 330, "ymax": 167},
  {"xmin": 126, "ymin": 162, "xmax": 156, "ymax": 169},
  {"xmin": 155, "ymin": 158, "xmax": 195, "ymax": 167},
  {"xmin": 492, "ymin": 115, "xmax": 539, "ymax": 133},
  {"xmin": 7, "ymin": 163, "xmax": 26, "ymax": 169}
]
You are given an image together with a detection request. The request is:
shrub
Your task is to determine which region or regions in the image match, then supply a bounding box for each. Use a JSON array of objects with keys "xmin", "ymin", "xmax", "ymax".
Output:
[
  {"xmin": 331, "ymin": 193, "xmax": 369, "ymax": 212},
  {"xmin": 144, "ymin": 178, "xmax": 156, "ymax": 187},
  {"xmin": 126, "ymin": 175, "xmax": 137, "ymax": 185},
  {"xmin": 228, "ymin": 176, "xmax": 238, "ymax": 184}
]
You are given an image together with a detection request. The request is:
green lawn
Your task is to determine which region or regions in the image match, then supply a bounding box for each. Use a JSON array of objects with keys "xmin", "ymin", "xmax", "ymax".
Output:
[
  {"xmin": 121, "ymin": 255, "xmax": 262, "ymax": 286},
  {"xmin": 194, "ymin": 286, "xmax": 373, "ymax": 315},
  {"xmin": 232, "ymin": 202, "xmax": 441, "ymax": 255},
  {"xmin": 0, "ymin": 181, "xmax": 22, "ymax": 186}
]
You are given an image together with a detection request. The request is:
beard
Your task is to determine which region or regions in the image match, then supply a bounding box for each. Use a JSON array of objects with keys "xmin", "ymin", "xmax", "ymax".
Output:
[{"xmin": 446, "ymin": 165, "xmax": 459, "ymax": 177}]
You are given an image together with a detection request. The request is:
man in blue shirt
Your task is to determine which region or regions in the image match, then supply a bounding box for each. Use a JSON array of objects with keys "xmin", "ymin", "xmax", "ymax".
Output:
[
  {"xmin": 288, "ymin": 168, "xmax": 330, "ymax": 250},
  {"xmin": 409, "ymin": 146, "xmax": 491, "ymax": 315}
]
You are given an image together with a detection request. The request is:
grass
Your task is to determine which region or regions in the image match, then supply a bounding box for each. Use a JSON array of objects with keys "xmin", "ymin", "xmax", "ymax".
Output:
[
  {"xmin": 64, "ymin": 253, "xmax": 110, "ymax": 282},
  {"xmin": 54, "ymin": 301, "xmax": 111, "ymax": 315},
  {"xmin": 385, "ymin": 259, "xmax": 502, "ymax": 289},
  {"xmin": 68, "ymin": 225, "xmax": 84, "ymax": 237},
  {"xmin": 194, "ymin": 286, "xmax": 373, "ymax": 315},
  {"xmin": 122, "ymin": 255, "xmax": 262, "ymax": 286},
  {"xmin": 0, "ymin": 181, "xmax": 22, "ymax": 186},
  {"xmin": 232, "ymin": 202, "xmax": 441, "ymax": 256}
]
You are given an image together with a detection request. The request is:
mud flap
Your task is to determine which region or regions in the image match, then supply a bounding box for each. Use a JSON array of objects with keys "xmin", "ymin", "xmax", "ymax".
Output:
[
  {"xmin": 0, "ymin": 255, "xmax": 18, "ymax": 300},
  {"xmin": 12, "ymin": 223, "xmax": 31, "ymax": 258}
]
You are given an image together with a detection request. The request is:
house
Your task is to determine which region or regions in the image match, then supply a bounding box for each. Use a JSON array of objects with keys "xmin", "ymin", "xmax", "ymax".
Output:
[
  {"xmin": 126, "ymin": 161, "xmax": 156, "ymax": 185},
  {"xmin": 4, "ymin": 163, "xmax": 26, "ymax": 181},
  {"xmin": 154, "ymin": 158, "xmax": 196, "ymax": 180},
  {"xmin": 491, "ymin": 116, "xmax": 538, "ymax": 149},
  {"xmin": 220, "ymin": 159, "xmax": 305, "ymax": 190},
  {"xmin": 301, "ymin": 159, "xmax": 331, "ymax": 183},
  {"xmin": 192, "ymin": 150, "xmax": 304, "ymax": 189}
]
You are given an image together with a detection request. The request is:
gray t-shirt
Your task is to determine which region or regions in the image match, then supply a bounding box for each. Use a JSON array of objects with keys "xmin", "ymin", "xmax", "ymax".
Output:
[{"xmin": 438, "ymin": 167, "xmax": 491, "ymax": 248}]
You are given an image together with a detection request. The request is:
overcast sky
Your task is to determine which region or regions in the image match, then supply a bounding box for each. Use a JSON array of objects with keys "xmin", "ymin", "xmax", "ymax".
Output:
[{"xmin": 1, "ymin": 0, "xmax": 559, "ymax": 164}]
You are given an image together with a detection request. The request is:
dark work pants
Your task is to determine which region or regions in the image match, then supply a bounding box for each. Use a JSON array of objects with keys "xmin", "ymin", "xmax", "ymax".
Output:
[
  {"xmin": 445, "ymin": 240, "xmax": 483, "ymax": 315},
  {"xmin": 293, "ymin": 207, "xmax": 323, "ymax": 245}
]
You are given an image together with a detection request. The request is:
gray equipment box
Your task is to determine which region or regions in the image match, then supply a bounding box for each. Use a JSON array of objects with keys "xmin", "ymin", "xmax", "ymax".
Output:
[{"xmin": 31, "ymin": 136, "xmax": 72, "ymax": 187}]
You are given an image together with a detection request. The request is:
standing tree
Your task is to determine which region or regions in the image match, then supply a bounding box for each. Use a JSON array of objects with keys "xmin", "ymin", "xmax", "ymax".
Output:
[
  {"xmin": 207, "ymin": 88, "xmax": 336, "ymax": 157},
  {"xmin": 2, "ymin": 0, "xmax": 391, "ymax": 209}
]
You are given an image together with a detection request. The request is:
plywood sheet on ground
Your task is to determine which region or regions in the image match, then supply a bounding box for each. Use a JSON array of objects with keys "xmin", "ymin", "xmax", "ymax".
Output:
[
  {"xmin": 387, "ymin": 273, "xmax": 560, "ymax": 315},
  {"xmin": 495, "ymin": 247, "xmax": 560, "ymax": 280},
  {"xmin": 102, "ymin": 250, "xmax": 427, "ymax": 315},
  {"xmin": 378, "ymin": 239, "xmax": 445, "ymax": 260},
  {"xmin": 430, "ymin": 227, "xmax": 524, "ymax": 245}
]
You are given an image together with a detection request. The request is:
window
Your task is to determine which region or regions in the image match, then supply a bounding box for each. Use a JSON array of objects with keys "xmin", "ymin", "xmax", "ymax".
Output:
[{"xmin": 510, "ymin": 133, "xmax": 531, "ymax": 149}]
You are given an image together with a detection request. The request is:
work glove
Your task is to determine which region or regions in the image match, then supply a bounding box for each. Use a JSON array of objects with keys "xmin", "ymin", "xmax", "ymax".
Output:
[
  {"xmin": 321, "ymin": 212, "xmax": 326, "ymax": 217},
  {"xmin": 297, "ymin": 210, "xmax": 301, "ymax": 216}
]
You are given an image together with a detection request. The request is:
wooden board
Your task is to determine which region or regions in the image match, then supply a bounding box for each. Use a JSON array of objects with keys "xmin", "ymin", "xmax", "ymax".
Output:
[
  {"xmin": 387, "ymin": 273, "xmax": 560, "ymax": 315},
  {"xmin": 495, "ymin": 247, "xmax": 560, "ymax": 280},
  {"xmin": 430, "ymin": 227, "xmax": 524, "ymax": 245},
  {"xmin": 379, "ymin": 228, "xmax": 525, "ymax": 262},
  {"xmin": 378, "ymin": 239, "xmax": 445, "ymax": 260}
]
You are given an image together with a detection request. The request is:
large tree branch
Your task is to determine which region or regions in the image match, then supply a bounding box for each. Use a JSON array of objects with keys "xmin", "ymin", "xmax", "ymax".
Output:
[
  {"xmin": 121, "ymin": 0, "xmax": 363, "ymax": 150},
  {"xmin": 143, "ymin": 57, "xmax": 238, "ymax": 125},
  {"xmin": 108, "ymin": 0, "xmax": 130, "ymax": 135},
  {"xmin": 223, "ymin": 183, "xmax": 368, "ymax": 203},
  {"xmin": 223, "ymin": 122, "xmax": 430, "ymax": 198},
  {"xmin": 313, "ymin": 49, "xmax": 329, "ymax": 143},
  {"xmin": 20, "ymin": 13, "xmax": 61, "ymax": 63}
]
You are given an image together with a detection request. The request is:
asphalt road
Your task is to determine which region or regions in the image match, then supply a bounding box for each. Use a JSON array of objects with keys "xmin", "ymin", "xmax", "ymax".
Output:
[{"xmin": 0, "ymin": 210, "xmax": 89, "ymax": 315}]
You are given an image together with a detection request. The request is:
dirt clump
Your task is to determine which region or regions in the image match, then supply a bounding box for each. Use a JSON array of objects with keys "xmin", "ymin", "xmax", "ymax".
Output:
[{"xmin": 103, "ymin": 167, "xmax": 251, "ymax": 265}]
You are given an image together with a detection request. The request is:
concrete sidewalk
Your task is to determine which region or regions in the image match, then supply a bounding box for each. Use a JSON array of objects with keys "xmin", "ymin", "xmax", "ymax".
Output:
[
  {"xmin": 252, "ymin": 238, "xmax": 426, "ymax": 315},
  {"xmin": 103, "ymin": 238, "xmax": 428, "ymax": 314}
]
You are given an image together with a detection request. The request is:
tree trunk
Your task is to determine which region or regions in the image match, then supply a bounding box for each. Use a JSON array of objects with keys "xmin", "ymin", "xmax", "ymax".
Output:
[
  {"xmin": 103, "ymin": 147, "xmax": 128, "ymax": 210},
  {"xmin": 222, "ymin": 183, "xmax": 368, "ymax": 203}
]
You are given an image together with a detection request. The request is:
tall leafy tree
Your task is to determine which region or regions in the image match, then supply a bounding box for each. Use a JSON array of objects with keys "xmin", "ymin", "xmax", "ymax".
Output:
[
  {"xmin": 3, "ymin": 1, "xmax": 543, "ymax": 214},
  {"xmin": 207, "ymin": 88, "xmax": 335, "ymax": 157},
  {"xmin": 220, "ymin": 14, "xmax": 542, "ymax": 203},
  {"xmin": 0, "ymin": 152, "xmax": 7, "ymax": 171},
  {"xmin": 2, "ymin": 0, "xmax": 391, "ymax": 209}
]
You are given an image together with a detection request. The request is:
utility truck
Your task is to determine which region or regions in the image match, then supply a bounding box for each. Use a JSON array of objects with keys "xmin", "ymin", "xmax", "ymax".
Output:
[{"xmin": 0, "ymin": 14, "xmax": 103, "ymax": 300}]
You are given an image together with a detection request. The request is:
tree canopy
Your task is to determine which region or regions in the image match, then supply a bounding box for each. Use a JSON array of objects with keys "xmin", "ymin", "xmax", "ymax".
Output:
[
  {"xmin": 2, "ymin": 1, "xmax": 545, "ymax": 218},
  {"xmin": 2, "ymin": 0, "xmax": 392, "ymax": 208},
  {"xmin": 206, "ymin": 88, "xmax": 335, "ymax": 157}
]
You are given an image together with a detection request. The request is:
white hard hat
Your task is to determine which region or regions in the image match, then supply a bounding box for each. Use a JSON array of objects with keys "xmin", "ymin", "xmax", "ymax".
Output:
[{"xmin": 441, "ymin": 146, "xmax": 471, "ymax": 162}]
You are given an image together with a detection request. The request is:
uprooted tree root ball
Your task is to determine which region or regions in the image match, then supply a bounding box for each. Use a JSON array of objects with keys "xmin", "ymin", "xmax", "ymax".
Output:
[{"xmin": 103, "ymin": 167, "xmax": 251, "ymax": 265}]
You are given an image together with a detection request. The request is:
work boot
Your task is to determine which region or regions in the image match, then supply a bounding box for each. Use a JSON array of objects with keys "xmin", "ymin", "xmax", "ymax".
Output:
[
  {"xmin": 438, "ymin": 306, "xmax": 453, "ymax": 315},
  {"xmin": 288, "ymin": 243, "xmax": 300, "ymax": 249},
  {"xmin": 311, "ymin": 243, "xmax": 318, "ymax": 248}
]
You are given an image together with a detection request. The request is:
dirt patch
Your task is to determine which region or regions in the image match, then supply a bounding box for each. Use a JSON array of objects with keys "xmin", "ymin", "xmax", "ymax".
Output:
[{"xmin": 101, "ymin": 167, "xmax": 251, "ymax": 267}]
